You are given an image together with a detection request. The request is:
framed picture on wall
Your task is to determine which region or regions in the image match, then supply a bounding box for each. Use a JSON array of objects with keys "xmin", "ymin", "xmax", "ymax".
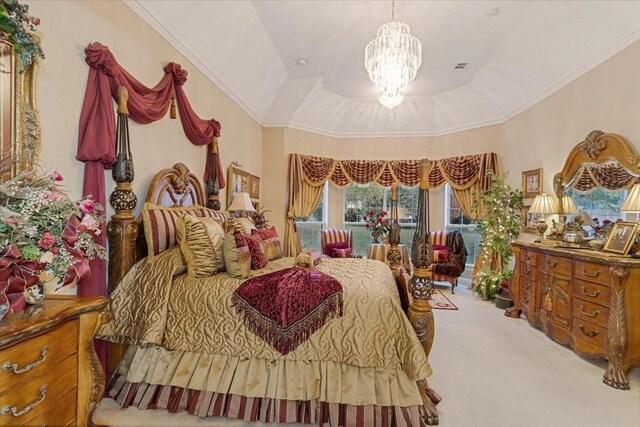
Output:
[
  {"xmin": 522, "ymin": 168, "xmax": 543, "ymax": 199},
  {"xmin": 521, "ymin": 205, "xmax": 540, "ymax": 233},
  {"xmin": 227, "ymin": 162, "xmax": 250, "ymax": 208},
  {"xmin": 249, "ymin": 174, "xmax": 260, "ymax": 199},
  {"xmin": 603, "ymin": 222, "xmax": 638, "ymax": 255}
]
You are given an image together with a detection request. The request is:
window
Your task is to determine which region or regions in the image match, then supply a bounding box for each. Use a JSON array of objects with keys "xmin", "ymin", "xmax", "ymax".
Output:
[
  {"xmin": 566, "ymin": 188, "xmax": 627, "ymax": 224},
  {"xmin": 296, "ymin": 182, "xmax": 328, "ymax": 251},
  {"xmin": 445, "ymin": 184, "xmax": 481, "ymax": 266},
  {"xmin": 343, "ymin": 183, "xmax": 419, "ymax": 257}
]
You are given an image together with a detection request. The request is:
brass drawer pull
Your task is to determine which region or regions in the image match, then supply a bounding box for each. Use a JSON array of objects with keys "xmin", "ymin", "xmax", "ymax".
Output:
[
  {"xmin": 579, "ymin": 305, "xmax": 600, "ymax": 318},
  {"xmin": 524, "ymin": 267, "xmax": 531, "ymax": 275},
  {"xmin": 581, "ymin": 268, "xmax": 600, "ymax": 278},
  {"xmin": 580, "ymin": 286, "xmax": 600, "ymax": 298},
  {"xmin": 578, "ymin": 324, "xmax": 598, "ymax": 338},
  {"xmin": 0, "ymin": 384, "xmax": 47, "ymax": 417},
  {"xmin": 2, "ymin": 345, "xmax": 48, "ymax": 374},
  {"xmin": 525, "ymin": 254, "xmax": 531, "ymax": 261},
  {"xmin": 523, "ymin": 281, "xmax": 530, "ymax": 290},
  {"xmin": 547, "ymin": 260, "xmax": 558, "ymax": 268},
  {"xmin": 523, "ymin": 295, "xmax": 529, "ymax": 304}
]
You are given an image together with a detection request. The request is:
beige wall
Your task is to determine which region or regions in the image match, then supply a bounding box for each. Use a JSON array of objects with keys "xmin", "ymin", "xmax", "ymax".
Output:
[{"xmin": 29, "ymin": 0, "xmax": 262, "ymax": 218}]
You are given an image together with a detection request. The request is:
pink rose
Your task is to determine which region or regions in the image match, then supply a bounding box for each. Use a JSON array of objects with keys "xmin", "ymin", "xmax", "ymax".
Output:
[
  {"xmin": 32, "ymin": 17, "xmax": 41, "ymax": 26},
  {"xmin": 40, "ymin": 251, "xmax": 54, "ymax": 264},
  {"xmin": 80, "ymin": 214, "xmax": 99, "ymax": 232},
  {"xmin": 38, "ymin": 231, "xmax": 57, "ymax": 250},
  {"xmin": 44, "ymin": 191, "xmax": 65, "ymax": 202},
  {"xmin": 2, "ymin": 217, "xmax": 17, "ymax": 225},
  {"xmin": 52, "ymin": 247, "xmax": 60, "ymax": 254},
  {"xmin": 78, "ymin": 199, "xmax": 95, "ymax": 214},
  {"xmin": 51, "ymin": 171, "xmax": 63, "ymax": 181}
]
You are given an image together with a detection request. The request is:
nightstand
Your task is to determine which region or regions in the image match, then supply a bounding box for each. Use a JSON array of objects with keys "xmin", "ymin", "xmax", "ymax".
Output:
[{"xmin": 0, "ymin": 295, "xmax": 110, "ymax": 426}]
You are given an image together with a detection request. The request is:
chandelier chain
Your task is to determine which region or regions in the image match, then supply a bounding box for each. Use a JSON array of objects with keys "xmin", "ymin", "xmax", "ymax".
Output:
[{"xmin": 392, "ymin": 0, "xmax": 395, "ymax": 21}]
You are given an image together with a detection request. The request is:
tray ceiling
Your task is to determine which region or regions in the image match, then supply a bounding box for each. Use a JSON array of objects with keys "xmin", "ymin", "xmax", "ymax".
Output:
[{"xmin": 126, "ymin": 0, "xmax": 640, "ymax": 137}]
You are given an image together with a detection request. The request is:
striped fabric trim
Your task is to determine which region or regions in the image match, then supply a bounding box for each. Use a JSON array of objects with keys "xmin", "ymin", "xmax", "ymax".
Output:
[
  {"xmin": 430, "ymin": 231, "xmax": 447, "ymax": 247},
  {"xmin": 321, "ymin": 229, "xmax": 353, "ymax": 253},
  {"xmin": 108, "ymin": 376, "xmax": 426, "ymax": 427},
  {"xmin": 142, "ymin": 203, "xmax": 228, "ymax": 258}
]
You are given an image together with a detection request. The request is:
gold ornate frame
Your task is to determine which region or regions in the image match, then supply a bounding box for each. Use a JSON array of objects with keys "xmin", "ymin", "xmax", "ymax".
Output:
[
  {"xmin": 522, "ymin": 168, "xmax": 543, "ymax": 199},
  {"xmin": 1, "ymin": 41, "xmax": 41, "ymax": 178},
  {"xmin": 226, "ymin": 161, "xmax": 250, "ymax": 208},
  {"xmin": 603, "ymin": 222, "xmax": 638, "ymax": 255}
]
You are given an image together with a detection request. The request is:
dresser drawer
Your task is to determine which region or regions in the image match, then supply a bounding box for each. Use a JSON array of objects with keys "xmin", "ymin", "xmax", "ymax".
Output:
[
  {"xmin": 18, "ymin": 387, "xmax": 76, "ymax": 427},
  {"xmin": 572, "ymin": 318, "xmax": 608, "ymax": 349},
  {"xmin": 521, "ymin": 250, "xmax": 537, "ymax": 266},
  {"xmin": 520, "ymin": 262, "xmax": 537, "ymax": 282},
  {"xmin": 522, "ymin": 291, "xmax": 535, "ymax": 313},
  {"xmin": 0, "ymin": 353, "xmax": 77, "ymax": 424},
  {"xmin": 540, "ymin": 254, "xmax": 571, "ymax": 275},
  {"xmin": 520, "ymin": 277, "xmax": 536, "ymax": 296},
  {"xmin": 573, "ymin": 298, "xmax": 609, "ymax": 328},
  {"xmin": 574, "ymin": 260, "xmax": 611, "ymax": 286},
  {"xmin": 573, "ymin": 279, "xmax": 610, "ymax": 307},
  {"xmin": 1, "ymin": 320, "xmax": 78, "ymax": 392}
]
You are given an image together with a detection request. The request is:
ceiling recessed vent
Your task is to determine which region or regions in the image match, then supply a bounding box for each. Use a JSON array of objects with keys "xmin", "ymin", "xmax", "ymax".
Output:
[{"xmin": 454, "ymin": 63, "xmax": 468, "ymax": 70}]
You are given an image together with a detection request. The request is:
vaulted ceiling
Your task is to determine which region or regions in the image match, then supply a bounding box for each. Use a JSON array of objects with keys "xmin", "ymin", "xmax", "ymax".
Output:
[{"xmin": 126, "ymin": 0, "xmax": 640, "ymax": 137}]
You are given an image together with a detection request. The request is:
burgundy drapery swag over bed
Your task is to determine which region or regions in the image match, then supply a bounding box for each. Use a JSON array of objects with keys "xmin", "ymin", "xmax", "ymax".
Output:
[{"xmin": 76, "ymin": 42, "xmax": 226, "ymax": 297}]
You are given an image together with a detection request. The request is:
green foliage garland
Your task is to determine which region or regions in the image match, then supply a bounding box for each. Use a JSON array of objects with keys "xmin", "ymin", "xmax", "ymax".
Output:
[
  {"xmin": 0, "ymin": 0, "xmax": 44, "ymax": 70},
  {"xmin": 473, "ymin": 171, "xmax": 523, "ymax": 300}
]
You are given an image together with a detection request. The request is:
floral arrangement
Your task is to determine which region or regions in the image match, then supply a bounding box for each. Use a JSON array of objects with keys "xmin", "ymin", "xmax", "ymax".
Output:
[
  {"xmin": 0, "ymin": 0, "xmax": 45, "ymax": 70},
  {"xmin": 363, "ymin": 210, "xmax": 390, "ymax": 241},
  {"xmin": 0, "ymin": 169, "xmax": 106, "ymax": 291},
  {"xmin": 590, "ymin": 218, "xmax": 615, "ymax": 237}
]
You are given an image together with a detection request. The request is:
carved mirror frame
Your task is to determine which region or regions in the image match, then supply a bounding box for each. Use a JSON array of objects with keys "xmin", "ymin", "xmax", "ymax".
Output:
[
  {"xmin": 553, "ymin": 130, "xmax": 640, "ymax": 214},
  {"xmin": 1, "ymin": 40, "xmax": 41, "ymax": 179}
]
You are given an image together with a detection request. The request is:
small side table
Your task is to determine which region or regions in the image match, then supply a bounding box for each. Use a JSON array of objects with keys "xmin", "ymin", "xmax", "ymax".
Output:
[{"xmin": 367, "ymin": 243, "xmax": 411, "ymax": 271}]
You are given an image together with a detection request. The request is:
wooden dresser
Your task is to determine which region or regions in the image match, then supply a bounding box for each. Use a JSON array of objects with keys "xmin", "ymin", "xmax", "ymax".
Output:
[
  {"xmin": 0, "ymin": 295, "xmax": 110, "ymax": 426},
  {"xmin": 508, "ymin": 242, "xmax": 640, "ymax": 390}
]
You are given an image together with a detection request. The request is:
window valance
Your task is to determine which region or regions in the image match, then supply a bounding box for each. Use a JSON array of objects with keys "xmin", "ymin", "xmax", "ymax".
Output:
[
  {"xmin": 296, "ymin": 152, "xmax": 498, "ymax": 191},
  {"xmin": 569, "ymin": 162, "xmax": 639, "ymax": 193}
]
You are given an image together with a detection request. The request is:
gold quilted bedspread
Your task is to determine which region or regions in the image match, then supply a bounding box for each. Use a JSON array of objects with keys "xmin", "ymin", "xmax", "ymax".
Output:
[{"xmin": 100, "ymin": 248, "xmax": 431, "ymax": 381}]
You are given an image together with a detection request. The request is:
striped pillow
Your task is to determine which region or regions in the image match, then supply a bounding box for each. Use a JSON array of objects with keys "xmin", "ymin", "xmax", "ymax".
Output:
[
  {"xmin": 176, "ymin": 215, "xmax": 217, "ymax": 278},
  {"xmin": 142, "ymin": 202, "xmax": 228, "ymax": 259}
]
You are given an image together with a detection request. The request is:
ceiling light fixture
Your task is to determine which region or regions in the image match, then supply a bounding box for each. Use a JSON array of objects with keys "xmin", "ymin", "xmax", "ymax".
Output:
[
  {"xmin": 485, "ymin": 7, "xmax": 500, "ymax": 18},
  {"xmin": 365, "ymin": 0, "xmax": 422, "ymax": 109}
]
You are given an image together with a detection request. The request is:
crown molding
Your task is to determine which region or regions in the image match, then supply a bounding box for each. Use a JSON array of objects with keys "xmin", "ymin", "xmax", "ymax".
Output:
[{"xmin": 123, "ymin": 0, "xmax": 265, "ymax": 126}]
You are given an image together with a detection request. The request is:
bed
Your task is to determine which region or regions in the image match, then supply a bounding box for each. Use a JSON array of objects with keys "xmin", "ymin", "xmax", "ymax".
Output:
[{"xmin": 100, "ymin": 162, "xmax": 440, "ymax": 426}]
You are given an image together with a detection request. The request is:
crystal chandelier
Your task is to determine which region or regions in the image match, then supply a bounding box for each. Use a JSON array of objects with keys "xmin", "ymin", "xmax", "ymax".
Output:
[{"xmin": 365, "ymin": 1, "xmax": 422, "ymax": 109}]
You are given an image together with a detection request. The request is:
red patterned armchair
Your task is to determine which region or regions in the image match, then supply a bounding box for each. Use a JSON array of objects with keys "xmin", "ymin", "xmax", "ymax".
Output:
[
  {"xmin": 320, "ymin": 229, "xmax": 354, "ymax": 258},
  {"xmin": 428, "ymin": 230, "xmax": 468, "ymax": 294}
]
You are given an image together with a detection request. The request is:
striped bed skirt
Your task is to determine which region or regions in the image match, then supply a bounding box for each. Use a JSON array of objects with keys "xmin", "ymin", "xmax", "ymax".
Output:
[{"xmin": 107, "ymin": 373, "xmax": 427, "ymax": 427}]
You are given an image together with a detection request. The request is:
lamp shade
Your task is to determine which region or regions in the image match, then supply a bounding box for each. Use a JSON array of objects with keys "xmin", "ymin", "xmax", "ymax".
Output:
[
  {"xmin": 227, "ymin": 192, "xmax": 255, "ymax": 212},
  {"xmin": 621, "ymin": 183, "xmax": 640, "ymax": 213},
  {"xmin": 529, "ymin": 194, "xmax": 558, "ymax": 215},
  {"xmin": 562, "ymin": 196, "xmax": 578, "ymax": 214}
]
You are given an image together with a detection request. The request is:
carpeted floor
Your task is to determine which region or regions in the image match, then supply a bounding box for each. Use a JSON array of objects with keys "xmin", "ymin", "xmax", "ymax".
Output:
[{"xmin": 94, "ymin": 281, "xmax": 640, "ymax": 427}]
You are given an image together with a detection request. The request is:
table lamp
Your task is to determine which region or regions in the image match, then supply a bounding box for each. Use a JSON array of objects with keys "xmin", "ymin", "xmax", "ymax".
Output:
[
  {"xmin": 529, "ymin": 194, "xmax": 558, "ymax": 243},
  {"xmin": 227, "ymin": 192, "xmax": 255, "ymax": 217}
]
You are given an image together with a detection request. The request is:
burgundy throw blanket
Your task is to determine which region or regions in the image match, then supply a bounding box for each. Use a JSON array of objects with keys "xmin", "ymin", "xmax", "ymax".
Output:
[{"xmin": 232, "ymin": 267, "xmax": 343, "ymax": 355}]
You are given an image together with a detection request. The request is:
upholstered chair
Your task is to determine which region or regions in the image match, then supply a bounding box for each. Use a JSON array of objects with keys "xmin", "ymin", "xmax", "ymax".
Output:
[
  {"xmin": 320, "ymin": 229, "xmax": 354, "ymax": 258},
  {"xmin": 427, "ymin": 230, "xmax": 468, "ymax": 293}
]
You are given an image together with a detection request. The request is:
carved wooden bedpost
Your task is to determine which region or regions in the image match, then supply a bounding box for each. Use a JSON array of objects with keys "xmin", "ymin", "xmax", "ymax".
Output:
[
  {"xmin": 409, "ymin": 159, "xmax": 440, "ymax": 425},
  {"xmin": 206, "ymin": 138, "xmax": 222, "ymax": 210},
  {"xmin": 388, "ymin": 184, "xmax": 410, "ymax": 312},
  {"xmin": 106, "ymin": 87, "xmax": 138, "ymax": 373}
]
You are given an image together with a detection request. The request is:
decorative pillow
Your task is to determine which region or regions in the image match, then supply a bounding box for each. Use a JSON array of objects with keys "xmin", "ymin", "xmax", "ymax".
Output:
[
  {"xmin": 323, "ymin": 241, "xmax": 348, "ymax": 257},
  {"xmin": 226, "ymin": 216, "xmax": 256, "ymax": 236},
  {"xmin": 176, "ymin": 215, "xmax": 217, "ymax": 278},
  {"xmin": 142, "ymin": 202, "xmax": 227, "ymax": 259},
  {"xmin": 295, "ymin": 249, "xmax": 322, "ymax": 269},
  {"xmin": 433, "ymin": 249, "xmax": 450, "ymax": 263},
  {"xmin": 223, "ymin": 230, "xmax": 251, "ymax": 278},
  {"xmin": 246, "ymin": 233, "xmax": 268, "ymax": 270},
  {"xmin": 251, "ymin": 227, "xmax": 283, "ymax": 260},
  {"xmin": 332, "ymin": 248, "xmax": 353, "ymax": 258},
  {"xmin": 198, "ymin": 217, "xmax": 226, "ymax": 272}
]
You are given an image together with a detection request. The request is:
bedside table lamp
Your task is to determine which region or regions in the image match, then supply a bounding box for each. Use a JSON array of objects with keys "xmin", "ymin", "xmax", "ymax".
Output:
[
  {"xmin": 529, "ymin": 194, "xmax": 558, "ymax": 243},
  {"xmin": 227, "ymin": 192, "xmax": 255, "ymax": 218}
]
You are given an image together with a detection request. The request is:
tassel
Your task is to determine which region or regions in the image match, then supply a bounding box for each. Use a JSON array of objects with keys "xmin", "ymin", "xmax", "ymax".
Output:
[{"xmin": 170, "ymin": 92, "xmax": 177, "ymax": 119}]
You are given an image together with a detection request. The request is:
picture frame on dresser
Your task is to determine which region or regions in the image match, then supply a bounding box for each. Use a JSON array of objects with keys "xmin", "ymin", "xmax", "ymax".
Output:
[
  {"xmin": 522, "ymin": 168, "xmax": 543, "ymax": 199},
  {"xmin": 603, "ymin": 222, "xmax": 638, "ymax": 255},
  {"xmin": 521, "ymin": 204, "xmax": 540, "ymax": 233}
]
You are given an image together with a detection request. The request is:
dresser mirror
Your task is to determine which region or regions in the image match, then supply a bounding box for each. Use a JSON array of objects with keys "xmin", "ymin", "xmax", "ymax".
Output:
[
  {"xmin": 551, "ymin": 131, "xmax": 640, "ymax": 240},
  {"xmin": 0, "ymin": 40, "xmax": 41, "ymax": 179}
]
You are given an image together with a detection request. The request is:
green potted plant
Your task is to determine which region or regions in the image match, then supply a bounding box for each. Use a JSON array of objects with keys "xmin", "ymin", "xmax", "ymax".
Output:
[{"xmin": 473, "ymin": 171, "xmax": 523, "ymax": 302}]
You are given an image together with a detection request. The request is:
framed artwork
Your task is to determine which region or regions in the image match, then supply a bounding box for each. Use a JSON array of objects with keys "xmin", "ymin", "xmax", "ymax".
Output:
[
  {"xmin": 522, "ymin": 168, "xmax": 543, "ymax": 199},
  {"xmin": 521, "ymin": 205, "xmax": 540, "ymax": 233},
  {"xmin": 227, "ymin": 162, "xmax": 250, "ymax": 208},
  {"xmin": 249, "ymin": 174, "xmax": 260, "ymax": 199},
  {"xmin": 603, "ymin": 222, "xmax": 638, "ymax": 255}
]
